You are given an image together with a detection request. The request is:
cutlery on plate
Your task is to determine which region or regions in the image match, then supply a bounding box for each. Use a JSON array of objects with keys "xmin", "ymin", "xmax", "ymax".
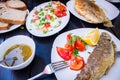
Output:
[
  {"xmin": 0, "ymin": 57, "xmax": 18, "ymax": 64},
  {"xmin": 28, "ymin": 60, "xmax": 69, "ymax": 80}
]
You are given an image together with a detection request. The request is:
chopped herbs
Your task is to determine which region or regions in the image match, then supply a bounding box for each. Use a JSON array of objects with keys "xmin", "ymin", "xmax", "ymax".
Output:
[
  {"xmin": 72, "ymin": 49, "xmax": 79, "ymax": 57},
  {"xmin": 20, "ymin": 26, "xmax": 24, "ymax": 30},
  {"xmin": 88, "ymin": 52, "xmax": 91, "ymax": 54}
]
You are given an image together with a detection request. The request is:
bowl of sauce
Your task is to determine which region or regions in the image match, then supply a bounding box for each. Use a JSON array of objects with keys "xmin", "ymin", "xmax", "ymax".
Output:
[{"xmin": 0, "ymin": 35, "xmax": 35, "ymax": 70}]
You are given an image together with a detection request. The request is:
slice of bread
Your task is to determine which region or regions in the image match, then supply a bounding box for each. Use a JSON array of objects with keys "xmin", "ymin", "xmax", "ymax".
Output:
[
  {"xmin": 6, "ymin": 0, "xmax": 27, "ymax": 10},
  {"xmin": 0, "ymin": 8, "xmax": 27, "ymax": 24},
  {"xmin": 0, "ymin": 22, "xmax": 10, "ymax": 30}
]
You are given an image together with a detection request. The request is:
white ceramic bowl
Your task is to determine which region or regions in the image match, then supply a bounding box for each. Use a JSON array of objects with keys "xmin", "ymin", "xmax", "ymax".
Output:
[{"xmin": 0, "ymin": 35, "xmax": 35, "ymax": 70}]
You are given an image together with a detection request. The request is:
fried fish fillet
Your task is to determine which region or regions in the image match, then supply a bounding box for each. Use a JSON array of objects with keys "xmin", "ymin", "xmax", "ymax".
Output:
[
  {"xmin": 75, "ymin": 32, "xmax": 116, "ymax": 80},
  {"xmin": 74, "ymin": 0, "xmax": 113, "ymax": 27}
]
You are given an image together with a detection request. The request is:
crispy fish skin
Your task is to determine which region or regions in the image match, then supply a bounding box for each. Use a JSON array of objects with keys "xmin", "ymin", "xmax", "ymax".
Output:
[
  {"xmin": 74, "ymin": 0, "xmax": 113, "ymax": 27},
  {"xmin": 75, "ymin": 32, "xmax": 116, "ymax": 80}
]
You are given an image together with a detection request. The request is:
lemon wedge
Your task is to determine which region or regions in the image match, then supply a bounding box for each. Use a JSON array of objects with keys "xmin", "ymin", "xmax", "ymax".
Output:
[{"xmin": 81, "ymin": 28, "xmax": 100, "ymax": 46}]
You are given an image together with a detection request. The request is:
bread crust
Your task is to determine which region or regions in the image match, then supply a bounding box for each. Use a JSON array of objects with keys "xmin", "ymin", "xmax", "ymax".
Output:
[
  {"xmin": 0, "ymin": 8, "xmax": 27, "ymax": 24},
  {"xmin": 6, "ymin": 0, "xmax": 27, "ymax": 10},
  {"xmin": 0, "ymin": 22, "xmax": 10, "ymax": 30}
]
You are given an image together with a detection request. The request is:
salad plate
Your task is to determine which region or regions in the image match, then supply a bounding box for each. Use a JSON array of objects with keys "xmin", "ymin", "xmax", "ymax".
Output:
[
  {"xmin": 51, "ymin": 28, "xmax": 120, "ymax": 80},
  {"xmin": 26, "ymin": 1, "xmax": 70, "ymax": 37},
  {"xmin": 66, "ymin": 0, "xmax": 119, "ymax": 23}
]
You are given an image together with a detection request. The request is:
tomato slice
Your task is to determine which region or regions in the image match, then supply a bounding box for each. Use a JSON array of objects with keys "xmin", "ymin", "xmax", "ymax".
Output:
[
  {"xmin": 44, "ymin": 23, "xmax": 50, "ymax": 29},
  {"xmin": 67, "ymin": 34, "xmax": 71, "ymax": 42},
  {"xmin": 34, "ymin": 10, "xmax": 39, "ymax": 15},
  {"xmin": 57, "ymin": 4, "xmax": 67, "ymax": 12},
  {"xmin": 75, "ymin": 38, "xmax": 85, "ymax": 51},
  {"xmin": 70, "ymin": 56, "xmax": 84, "ymax": 70},
  {"xmin": 45, "ymin": 14, "xmax": 52, "ymax": 20},
  {"xmin": 56, "ymin": 47, "xmax": 71, "ymax": 60}
]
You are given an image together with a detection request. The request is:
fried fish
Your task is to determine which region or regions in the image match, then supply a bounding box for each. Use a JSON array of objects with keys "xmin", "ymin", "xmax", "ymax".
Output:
[
  {"xmin": 74, "ymin": 0, "xmax": 113, "ymax": 27},
  {"xmin": 75, "ymin": 32, "xmax": 116, "ymax": 80}
]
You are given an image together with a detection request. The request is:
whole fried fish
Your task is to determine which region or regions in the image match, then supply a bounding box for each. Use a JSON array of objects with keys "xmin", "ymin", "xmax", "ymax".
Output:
[
  {"xmin": 75, "ymin": 32, "xmax": 116, "ymax": 80},
  {"xmin": 74, "ymin": 0, "xmax": 113, "ymax": 27}
]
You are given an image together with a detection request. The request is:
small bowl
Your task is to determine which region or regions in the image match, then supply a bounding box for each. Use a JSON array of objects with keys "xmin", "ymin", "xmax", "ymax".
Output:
[{"xmin": 0, "ymin": 35, "xmax": 35, "ymax": 70}]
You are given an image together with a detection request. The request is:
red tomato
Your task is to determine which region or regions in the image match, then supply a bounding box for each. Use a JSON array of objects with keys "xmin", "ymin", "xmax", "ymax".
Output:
[
  {"xmin": 75, "ymin": 38, "xmax": 85, "ymax": 51},
  {"xmin": 70, "ymin": 56, "xmax": 84, "ymax": 70},
  {"xmin": 45, "ymin": 14, "xmax": 52, "ymax": 20},
  {"xmin": 34, "ymin": 10, "xmax": 39, "ymax": 15},
  {"xmin": 65, "ymin": 43, "xmax": 75, "ymax": 52},
  {"xmin": 56, "ymin": 11, "xmax": 67, "ymax": 17},
  {"xmin": 57, "ymin": 4, "xmax": 67, "ymax": 12},
  {"xmin": 54, "ymin": 8, "xmax": 61, "ymax": 15},
  {"xmin": 44, "ymin": 23, "xmax": 50, "ymax": 29},
  {"xmin": 56, "ymin": 47, "xmax": 71, "ymax": 60},
  {"xmin": 67, "ymin": 34, "xmax": 71, "ymax": 42}
]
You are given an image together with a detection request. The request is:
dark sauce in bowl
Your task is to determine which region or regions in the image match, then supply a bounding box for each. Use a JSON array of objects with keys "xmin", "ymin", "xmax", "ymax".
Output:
[{"xmin": 3, "ymin": 44, "xmax": 32, "ymax": 67}]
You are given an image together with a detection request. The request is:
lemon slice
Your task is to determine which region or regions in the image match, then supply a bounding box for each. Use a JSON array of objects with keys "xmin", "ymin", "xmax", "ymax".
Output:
[{"xmin": 81, "ymin": 28, "xmax": 100, "ymax": 46}]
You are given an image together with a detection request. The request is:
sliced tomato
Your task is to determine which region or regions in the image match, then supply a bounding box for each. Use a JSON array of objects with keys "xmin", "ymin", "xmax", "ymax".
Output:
[
  {"xmin": 56, "ymin": 11, "xmax": 67, "ymax": 17},
  {"xmin": 56, "ymin": 47, "xmax": 71, "ymax": 60},
  {"xmin": 65, "ymin": 43, "xmax": 75, "ymax": 51},
  {"xmin": 34, "ymin": 10, "xmax": 39, "ymax": 15},
  {"xmin": 70, "ymin": 56, "xmax": 84, "ymax": 70},
  {"xmin": 75, "ymin": 38, "xmax": 85, "ymax": 51},
  {"xmin": 44, "ymin": 23, "xmax": 50, "ymax": 29},
  {"xmin": 67, "ymin": 34, "xmax": 71, "ymax": 42},
  {"xmin": 45, "ymin": 14, "xmax": 52, "ymax": 20},
  {"xmin": 57, "ymin": 4, "xmax": 67, "ymax": 12}
]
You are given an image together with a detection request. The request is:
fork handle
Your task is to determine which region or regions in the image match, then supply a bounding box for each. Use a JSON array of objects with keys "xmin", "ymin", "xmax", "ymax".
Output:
[{"xmin": 27, "ymin": 71, "xmax": 45, "ymax": 80}]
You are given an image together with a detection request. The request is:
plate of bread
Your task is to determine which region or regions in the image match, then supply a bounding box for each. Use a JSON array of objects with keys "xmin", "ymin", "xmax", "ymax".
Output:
[
  {"xmin": 0, "ymin": 0, "xmax": 28, "ymax": 33},
  {"xmin": 66, "ymin": 0, "xmax": 119, "ymax": 27}
]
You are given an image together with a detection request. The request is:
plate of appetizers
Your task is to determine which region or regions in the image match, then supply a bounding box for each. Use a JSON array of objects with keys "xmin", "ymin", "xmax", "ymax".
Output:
[
  {"xmin": 26, "ymin": 1, "xmax": 70, "ymax": 37},
  {"xmin": 0, "ymin": 0, "xmax": 28, "ymax": 34},
  {"xmin": 66, "ymin": 0, "xmax": 119, "ymax": 23},
  {"xmin": 51, "ymin": 28, "xmax": 120, "ymax": 80}
]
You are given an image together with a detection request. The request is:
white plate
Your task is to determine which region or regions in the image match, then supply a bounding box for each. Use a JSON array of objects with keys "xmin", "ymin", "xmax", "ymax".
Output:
[
  {"xmin": 51, "ymin": 28, "xmax": 120, "ymax": 80},
  {"xmin": 0, "ymin": 24, "xmax": 21, "ymax": 34},
  {"xmin": 106, "ymin": 0, "xmax": 120, "ymax": 3},
  {"xmin": 66, "ymin": 0, "xmax": 120, "ymax": 23},
  {"xmin": 0, "ymin": 10, "xmax": 29, "ymax": 34},
  {"xmin": 26, "ymin": 2, "xmax": 70, "ymax": 37}
]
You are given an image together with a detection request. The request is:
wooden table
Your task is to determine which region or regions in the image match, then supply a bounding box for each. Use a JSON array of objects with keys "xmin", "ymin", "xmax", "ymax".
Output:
[{"xmin": 0, "ymin": 0, "xmax": 120, "ymax": 80}]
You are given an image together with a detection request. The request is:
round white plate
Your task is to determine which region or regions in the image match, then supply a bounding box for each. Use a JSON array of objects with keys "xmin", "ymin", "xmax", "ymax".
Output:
[
  {"xmin": 0, "ymin": 24, "xmax": 21, "ymax": 34},
  {"xmin": 51, "ymin": 28, "xmax": 120, "ymax": 80},
  {"xmin": 26, "ymin": 1, "xmax": 70, "ymax": 37},
  {"xmin": 66, "ymin": 0, "xmax": 120, "ymax": 23}
]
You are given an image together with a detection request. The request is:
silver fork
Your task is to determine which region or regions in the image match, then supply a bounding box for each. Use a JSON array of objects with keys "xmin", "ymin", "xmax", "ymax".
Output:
[{"xmin": 28, "ymin": 61, "xmax": 69, "ymax": 80}]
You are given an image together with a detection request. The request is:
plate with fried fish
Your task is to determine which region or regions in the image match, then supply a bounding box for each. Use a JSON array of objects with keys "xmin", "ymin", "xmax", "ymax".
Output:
[
  {"xmin": 66, "ymin": 0, "xmax": 119, "ymax": 27},
  {"xmin": 51, "ymin": 28, "xmax": 120, "ymax": 80}
]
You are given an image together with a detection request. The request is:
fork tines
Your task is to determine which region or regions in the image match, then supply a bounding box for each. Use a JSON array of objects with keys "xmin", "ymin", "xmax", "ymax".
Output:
[{"xmin": 51, "ymin": 61, "xmax": 69, "ymax": 72}]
